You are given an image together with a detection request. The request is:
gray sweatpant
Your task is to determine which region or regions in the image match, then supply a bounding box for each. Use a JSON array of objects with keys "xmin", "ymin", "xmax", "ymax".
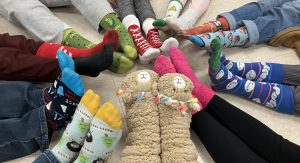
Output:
[
  {"xmin": 0, "ymin": 0, "xmax": 114, "ymax": 43},
  {"xmin": 283, "ymin": 65, "xmax": 300, "ymax": 112}
]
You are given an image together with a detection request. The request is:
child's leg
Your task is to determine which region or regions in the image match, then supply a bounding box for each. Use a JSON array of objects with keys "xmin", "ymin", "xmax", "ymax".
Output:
[
  {"xmin": 204, "ymin": 95, "xmax": 300, "ymax": 163},
  {"xmin": 166, "ymin": 0, "xmax": 211, "ymax": 32},
  {"xmin": 70, "ymin": 0, "xmax": 137, "ymax": 60},
  {"xmin": 221, "ymin": 53, "xmax": 284, "ymax": 83},
  {"xmin": 282, "ymin": 65, "xmax": 300, "ymax": 86},
  {"xmin": 209, "ymin": 39, "xmax": 294, "ymax": 114},
  {"xmin": 0, "ymin": 33, "xmax": 43, "ymax": 54},
  {"xmin": 74, "ymin": 102, "xmax": 122, "ymax": 162},
  {"xmin": 191, "ymin": 110, "xmax": 267, "ymax": 163},
  {"xmin": 188, "ymin": 26, "xmax": 250, "ymax": 48},
  {"xmin": 0, "ymin": 47, "xmax": 60, "ymax": 82},
  {"xmin": 169, "ymin": 47, "xmax": 215, "ymax": 108},
  {"xmin": 51, "ymin": 90, "xmax": 100, "ymax": 162},
  {"xmin": 0, "ymin": 82, "xmax": 50, "ymax": 162}
]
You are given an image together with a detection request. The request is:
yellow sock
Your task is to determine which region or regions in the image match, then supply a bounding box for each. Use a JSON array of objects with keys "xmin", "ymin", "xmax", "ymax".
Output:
[{"xmin": 95, "ymin": 102, "xmax": 122, "ymax": 130}]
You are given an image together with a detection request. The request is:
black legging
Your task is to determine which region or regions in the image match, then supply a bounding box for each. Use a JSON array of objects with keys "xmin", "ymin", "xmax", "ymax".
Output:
[{"xmin": 191, "ymin": 95, "xmax": 300, "ymax": 163}]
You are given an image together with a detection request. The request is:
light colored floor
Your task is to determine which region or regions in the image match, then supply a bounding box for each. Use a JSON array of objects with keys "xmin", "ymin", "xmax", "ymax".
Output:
[{"xmin": 2, "ymin": 0, "xmax": 300, "ymax": 162}]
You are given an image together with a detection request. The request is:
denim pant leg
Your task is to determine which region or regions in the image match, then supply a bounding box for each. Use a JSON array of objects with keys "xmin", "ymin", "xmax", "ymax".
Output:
[
  {"xmin": 248, "ymin": 0, "xmax": 300, "ymax": 45},
  {"xmin": 33, "ymin": 149, "xmax": 61, "ymax": 163},
  {"xmin": 218, "ymin": 0, "xmax": 295, "ymax": 30},
  {"xmin": 0, "ymin": 82, "xmax": 49, "ymax": 162}
]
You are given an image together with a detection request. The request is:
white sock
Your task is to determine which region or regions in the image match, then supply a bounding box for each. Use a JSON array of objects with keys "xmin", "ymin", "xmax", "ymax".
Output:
[
  {"xmin": 142, "ymin": 18, "xmax": 155, "ymax": 34},
  {"xmin": 160, "ymin": 37, "xmax": 179, "ymax": 54},
  {"xmin": 164, "ymin": 0, "xmax": 185, "ymax": 20},
  {"xmin": 122, "ymin": 14, "xmax": 140, "ymax": 29}
]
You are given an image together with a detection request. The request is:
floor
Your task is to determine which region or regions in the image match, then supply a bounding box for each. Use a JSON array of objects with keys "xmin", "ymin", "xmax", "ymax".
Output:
[{"xmin": 2, "ymin": 0, "xmax": 300, "ymax": 162}]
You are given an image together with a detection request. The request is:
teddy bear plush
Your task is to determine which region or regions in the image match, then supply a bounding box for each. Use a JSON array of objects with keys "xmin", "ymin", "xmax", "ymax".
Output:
[
  {"xmin": 117, "ymin": 69, "xmax": 161, "ymax": 163},
  {"xmin": 156, "ymin": 73, "xmax": 201, "ymax": 163}
]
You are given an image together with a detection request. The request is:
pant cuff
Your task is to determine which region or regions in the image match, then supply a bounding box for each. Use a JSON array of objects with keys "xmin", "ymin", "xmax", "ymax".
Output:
[
  {"xmin": 240, "ymin": 20, "xmax": 259, "ymax": 47},
  {"xmin": 33, "ymin": 149, "xmax": 60, "ymax": 163},
  {"xmin": 217, "ymin": 12, "xmax": 237, "ymax": 30}
]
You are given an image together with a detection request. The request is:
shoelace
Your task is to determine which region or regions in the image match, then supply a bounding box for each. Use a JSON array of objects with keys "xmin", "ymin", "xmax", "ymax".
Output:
[
  {"xmin": 130, "ymin": 27, "xmax": 152, "ymax": 51},
  {"xmin": 149, "ymin": 31, "xmax": 161, "ymax": 44}
]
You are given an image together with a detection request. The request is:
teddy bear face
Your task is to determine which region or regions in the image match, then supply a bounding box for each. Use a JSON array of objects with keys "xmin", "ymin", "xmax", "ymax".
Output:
[
  {"xmin": 158, "ymin": 73, "xmax": 194, "ymax": 101},
  {"xmin": 122, "ymin": 70, "xmax": 159, "ymax": 92}
]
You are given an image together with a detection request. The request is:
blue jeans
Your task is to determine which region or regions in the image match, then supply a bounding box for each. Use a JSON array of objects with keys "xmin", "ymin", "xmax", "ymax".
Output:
[
  {"xmin": 33, "ymin": 149, "xmax": 60, "ymax": 163},
  {"xmin": 0, "ymin": 82, "xmax": 49, "ymax": 162},
  {"xmin": 218, "ymin": 0, "xmax": 300, "ymax": 45}
]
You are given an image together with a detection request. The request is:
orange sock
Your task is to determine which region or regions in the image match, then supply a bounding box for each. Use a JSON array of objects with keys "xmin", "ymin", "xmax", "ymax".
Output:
[
  {"xmin": 216, "ymin": 17, "xmax": 230, "ymax": 30},
  {"xmin": 36, "ymin": 29, "xmax": 118, "ymax": 59}
]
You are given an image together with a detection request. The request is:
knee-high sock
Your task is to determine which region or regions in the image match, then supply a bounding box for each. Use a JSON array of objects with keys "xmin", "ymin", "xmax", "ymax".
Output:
[
  {"xmin": 169, "ymin": 47, "xmax": 215, "ymax": 108},
  {"xmin": 164, "ymin": 0, "xmax": 188, "ymax": 20},
  {"xmin": 189, "ymin": 26, "xmax": 249, "ymax": 48},
  {"xmin": 209, "ymin": 39, "xmax": 294, "ymax": 114},
  {"xmin": 221, "ymin": 53, "xmax": 284, "ymax": 83}
]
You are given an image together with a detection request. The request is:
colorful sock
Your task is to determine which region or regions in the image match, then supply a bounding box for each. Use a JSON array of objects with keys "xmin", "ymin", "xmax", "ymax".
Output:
[
  {"xmin": 160, "ymin": 37, "xmax": 179, "ymax": 54},
  {"xmin": 51, "ymin": 90, "xmax": 101, "ymax": 162},
  {"xmin": 100, "ymin": 13, "xmax": 137, "ymax": 60},
  {"xmin": 189, "ymin": 27, "xmax": 250, "ymax": 48},
  {"xmin": 153, "ymin": 55, "xmax": 177, "ymax": 76},
  {"xmin": 109, "ymin": 52, "xmax": 134, "ymax": 74},
  {"xmin": 152, "ymin": 0, "xmax": 187, "ymax": 31},
  {"xmin": 43, "ymin": 50, "xmax": 76, "ymax": 103},
  {"xmin": 221, "ymin": 54, "xmax": 284, "ymax": 83},
  {"xmin": 180, "ymin": 17, "xmax": 229, "ymax": 36},
  {"xmin": 61, "ymin": 28, "xmax": 95, "ymax": 49},
  {"xmin": 123, "ymin": 15, "xmax": 160, "ymax": 64},
  {"xmin": 45, "ymin": 67, "xmax": 84, "ymax": 130},
  {"xmin": 209, "ymin": 39, "xmax": 294, "ymax": 114},
  {"xmin": 169, "ymin": 47, "xmax": 215, "ymax": 109},
  {"xmin": 74, "ymin": 102, "xmax": 122, "ymax": 163},
  {"xmin": 74, "ymin": 45, "xmax": 113, "ymax": 77},
  {"xmin": 37, "ymin": 30, "xmax": 118, "ymax": 58},
  {"xmin": 143, "ymin": 18, "xmax": 163, "ymax": 48}
]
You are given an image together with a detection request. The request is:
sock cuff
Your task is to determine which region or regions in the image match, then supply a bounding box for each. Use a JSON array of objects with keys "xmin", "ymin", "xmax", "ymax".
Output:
[
  {"xmin": 142, "ymin": 19, "xmax": 155, "ymax": 34},
  {"xmin": 122, "ymin": 15, "xmax": 140, "ymax": 29}
]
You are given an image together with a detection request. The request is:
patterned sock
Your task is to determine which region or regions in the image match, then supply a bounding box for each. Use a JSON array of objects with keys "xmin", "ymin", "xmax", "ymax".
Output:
[
  {"xmin": 109, "ymin": 52, "xmax": 134, "ymax": 74},
  {"xmin": 51, "ymin": 90, "xmax": 101, "ymax": 162},
  {"xmin": 62, "ymin": 28, "xmax": 95, "ymax": 49},
  {"xmin": 221, "ymin": 54, "xmax": 284, "ymax": 83},
  {"xmin": 160, "ymin": 37, "xmax": 179, "ymax": 54},
  {"xmin": 37, "ymin": 30, "xmax": 118, "ymax": 58},
  {"xmin": 100, "ymin": 13, "xmax": 137, "ymax": 60},
  {"xmin": 169, "ymin": 47, "xmax": 215, "ymax": 109},
  {"xmin": 152, "ymin": 0, "xmax": 187, "ymax": 31},
  {"xmin": 74, "ymin": 45, "xmax": 114, "ymax": 77},
  {"xmin": 74, "ymin": 102, "xmax": 122, "ymax": 163},
  {"xmin": 189, "ymin": 27, "xmax": 249, "ymax": 48},
  {"xmin": 143, "ymin": 18, "xmax": 163, "ymax": 48},
  {"xmin": 180, "ymin": 17, "xmax": 229, "ymax": 36},
  {"xmin": 123, "ymin": 15, "xmax": 160, "ymax": 64},
  {"xmin": 153, "ymin": 55, "xmax": 177, "ymax": 76},
  {"xmin": 45, "ymin": 67, "xmax": 84, "ymax": 130},
  {"xmin": 209, "ymin": 39, "xmax": 294, "ymax": 114}
]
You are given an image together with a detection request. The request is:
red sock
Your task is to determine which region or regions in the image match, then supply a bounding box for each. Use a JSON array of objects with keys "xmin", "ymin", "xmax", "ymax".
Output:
[
  {"xmin": 128, "ymin": 24, "xmax": 153, "ymax": 55},
  {"xmin": 147, "ymin": 28, "xmax": 163, "ymax": 48},
  {"xmin": 36, "ymin": 29, "xmax": 118, "ymax": 58},
  {"xmin": 217, "ymin": 17, "xmax": 230, "ymax": 30}
]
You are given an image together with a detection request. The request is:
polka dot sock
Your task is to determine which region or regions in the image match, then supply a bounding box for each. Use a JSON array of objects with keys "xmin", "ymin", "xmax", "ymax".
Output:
[{"xmin": 62, "ymin": 28, "xmax": 95, "ymax": 49}]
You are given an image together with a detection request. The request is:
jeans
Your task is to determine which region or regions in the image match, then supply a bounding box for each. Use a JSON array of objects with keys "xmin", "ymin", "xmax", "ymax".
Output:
[
  {"xmin": 33, "ymin": 149, "xmax": 60, "ymax": 163},
  {"xmin": 0, "ymin": 82, "xmax": 49, "ymax": 162},
  {"xmin": 218, "ymin": 0, "xmax": 300, "ymax": 45}
]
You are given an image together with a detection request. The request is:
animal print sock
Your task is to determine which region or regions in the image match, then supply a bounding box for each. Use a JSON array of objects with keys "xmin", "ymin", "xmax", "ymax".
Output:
[
  {"xmin": 74, "ymin": 102, "xmax": 122, "ymax": 162},
  {"xmin": 221, "ymin": 54, "xmax": 284, "ymax": 83},
  {"xmin": 189, "ymin": 26, "xmax": 249, "ymax": 48},
  {"xmin": 51, "ymin": 90, "xmax": 101, "ymax": 163},
  {"xmin": 209, "ymin": 39, "xmax": 294, "ymax": 114}
]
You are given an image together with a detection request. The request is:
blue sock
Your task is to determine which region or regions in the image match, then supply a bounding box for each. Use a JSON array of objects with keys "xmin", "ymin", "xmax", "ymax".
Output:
[
  {"xmin": 221, "ymin": 53, "xmax": 284, "ymax": 83},
  {"xmin": 57, "ymin": 49, "xmax": 75, "ymax": 71},
  {"xmin": 209, "ymin": 40, "xmax": 294, "ymax": 114},
  {"xmin": 189, "ymin": 27, "xmax": 249, "ymax": 48}
]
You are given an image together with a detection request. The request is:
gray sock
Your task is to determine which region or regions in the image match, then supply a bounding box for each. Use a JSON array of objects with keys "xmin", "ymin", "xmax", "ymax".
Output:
[
  {"xmin": 115, "ymin": 0, "xmax": 136, "ymax": 21},
  {"xmin": 133, "ymin": 0, "xmax": 156, "ymax": 23},
  {"xmin": 282, "ymin": 64, "xmax": 300, "ymax": 86}
]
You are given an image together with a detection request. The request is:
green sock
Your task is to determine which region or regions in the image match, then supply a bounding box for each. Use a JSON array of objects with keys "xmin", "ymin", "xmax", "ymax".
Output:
[
  {"xmin": 99, "ymin": 12, "xmax": 137, "ymax": 60},
  {"xmin": 153, "ymin": 19, "xmax": 167, "ymax": 27},
  {"xmin": 51, "ymin": 90, "xmax": 101, "ymax": 163},
  {"xmin": 74, "ymin": 102, "xmax": 122, "ymax": 163},
  {"xmin": 109, "ymin": 52, "xmax": 134, "ymax": 74},
  {"xmin": 209, "ymin": 39, "xmax": 223, "ymax": 72},
  {"xmin": 62, "ymin": 28, "xmax": 95, "ymax": 49}
]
